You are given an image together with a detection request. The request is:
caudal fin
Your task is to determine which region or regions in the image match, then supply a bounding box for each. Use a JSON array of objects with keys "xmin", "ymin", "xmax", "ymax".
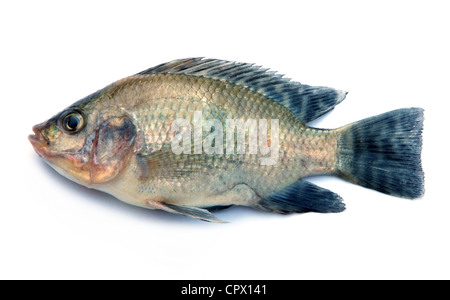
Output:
[{"xmin": 337, "ymin": 108, "xmax": 424, "ymax": 198}]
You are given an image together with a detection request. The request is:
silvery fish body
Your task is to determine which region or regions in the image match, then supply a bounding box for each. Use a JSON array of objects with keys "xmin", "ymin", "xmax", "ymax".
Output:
[{"xmin": 29, "ymin": 58, "xmax": 424, "ymax": 222}]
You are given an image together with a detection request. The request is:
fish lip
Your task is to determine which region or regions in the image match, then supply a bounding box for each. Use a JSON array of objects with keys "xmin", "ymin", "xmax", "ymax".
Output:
[{"xmin": 29, "ymin": 125, "xmax": 49, "ymax": 154}]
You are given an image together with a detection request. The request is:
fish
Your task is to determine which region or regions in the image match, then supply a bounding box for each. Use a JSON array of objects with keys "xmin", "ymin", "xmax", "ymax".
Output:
[{"xmin": 29, "ymin": 58, "xmax": 424, "ymax": 222}]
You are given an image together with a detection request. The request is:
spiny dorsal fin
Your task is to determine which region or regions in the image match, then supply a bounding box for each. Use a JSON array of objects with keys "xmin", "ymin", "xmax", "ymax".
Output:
[{"xmin": 137, "ymin": 58, "xmax": 347, "ymax": 123}]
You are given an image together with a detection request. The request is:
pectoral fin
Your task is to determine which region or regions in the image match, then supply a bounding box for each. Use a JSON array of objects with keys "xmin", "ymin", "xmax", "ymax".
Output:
[{"xmin": 135, "ymin": 150, "xmax": 204, "ymax": 181}]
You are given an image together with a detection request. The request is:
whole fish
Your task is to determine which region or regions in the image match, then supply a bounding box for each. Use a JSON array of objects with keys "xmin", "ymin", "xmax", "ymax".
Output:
[{"xmin": 29, "ymin": 58, "xmax": 424, "ymax": 222}]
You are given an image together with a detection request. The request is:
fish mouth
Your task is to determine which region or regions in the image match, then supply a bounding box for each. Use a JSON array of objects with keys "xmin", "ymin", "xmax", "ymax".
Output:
[{"xmin": 29, "ymin": 125, "xmax": 50, "ymax": 156}]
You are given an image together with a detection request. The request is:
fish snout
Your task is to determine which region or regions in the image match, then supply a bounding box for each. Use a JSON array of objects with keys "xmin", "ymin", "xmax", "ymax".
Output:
[{"xmin": 29, "ymin": 124, "xmax": 50, "ymax": 154}]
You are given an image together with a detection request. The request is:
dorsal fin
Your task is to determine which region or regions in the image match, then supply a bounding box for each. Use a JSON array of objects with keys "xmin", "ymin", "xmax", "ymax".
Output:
[{"xmin": 137, "ymin": 58, "xmax": 347, "ymax": 123}]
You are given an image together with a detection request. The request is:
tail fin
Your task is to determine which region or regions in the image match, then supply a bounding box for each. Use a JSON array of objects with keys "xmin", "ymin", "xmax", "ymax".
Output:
[{"xmin": 337, "ymin": 108, "xmax": 424, "ymax": 198}]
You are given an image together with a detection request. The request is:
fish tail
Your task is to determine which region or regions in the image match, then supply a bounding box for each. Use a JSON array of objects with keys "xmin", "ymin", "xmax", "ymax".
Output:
[{"xmin": 336, "ymin": 108, "xmax": 424, "ymax": 198}]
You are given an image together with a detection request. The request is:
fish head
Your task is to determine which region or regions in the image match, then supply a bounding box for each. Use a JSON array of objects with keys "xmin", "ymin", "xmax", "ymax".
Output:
[{"xmin": 29, "ymin": 103, "xmax": 137, "ymax": 187}]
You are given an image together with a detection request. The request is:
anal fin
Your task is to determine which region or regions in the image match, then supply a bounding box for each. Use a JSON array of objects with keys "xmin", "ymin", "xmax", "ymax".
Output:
[{"xmin": 257, "ymin": 180, "xmax": 345, "ymax": 214}]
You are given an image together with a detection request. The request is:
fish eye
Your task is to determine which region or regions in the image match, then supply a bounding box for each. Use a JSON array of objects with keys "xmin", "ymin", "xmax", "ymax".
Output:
[{"xmin": 60, "ymin": 110, "xmax": 85, "ymax": 134}]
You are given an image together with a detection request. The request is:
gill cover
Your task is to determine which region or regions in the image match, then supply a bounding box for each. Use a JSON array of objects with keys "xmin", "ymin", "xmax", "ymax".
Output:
[{"xmin": 89, "ymin": 117, "xmax": 136, "ymax": 183}]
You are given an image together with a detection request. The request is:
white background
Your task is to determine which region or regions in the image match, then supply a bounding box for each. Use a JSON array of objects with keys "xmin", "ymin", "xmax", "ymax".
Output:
[{"xmin": 1, "ymin": 0, "xmax": 449, "ymax": 279}]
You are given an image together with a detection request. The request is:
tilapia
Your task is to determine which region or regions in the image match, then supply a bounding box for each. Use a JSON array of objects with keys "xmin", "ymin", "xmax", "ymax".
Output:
[{"xmin": 29, "ymin": 58, "xmax": 424, "ymax": 222}]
